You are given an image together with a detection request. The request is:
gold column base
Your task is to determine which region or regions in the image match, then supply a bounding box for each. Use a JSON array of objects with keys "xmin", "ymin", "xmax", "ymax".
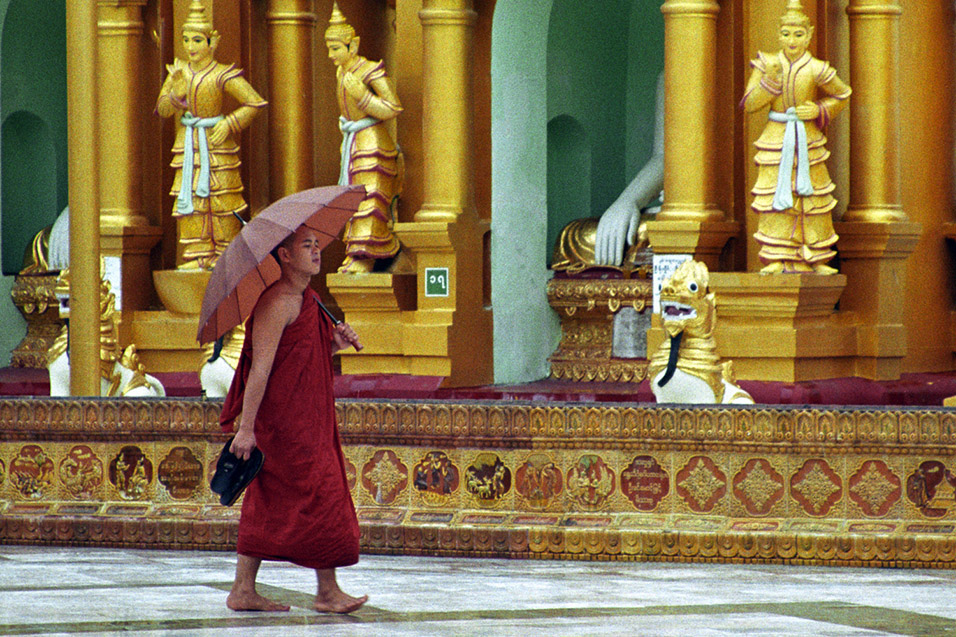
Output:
[
  {"xmin": 327, "ymin": 272, "xmax": 417, "ymax": 375},
  {"xmin": 99, "ymin": 225, "xmax": 162, "ymax": 347},
  {"xmin": 388, "ymin": 216, "xmax": 493, "ymax": 386},
  {"xmin": 645, "ymin": 220, "xmax": 738, "ymax": 270},
  {"xmin": 835, "ymin": 221, "xmax": 921, "ymax": 380},
  {"xmin": 648, "ymin": 273, "xmax": 851, "ymax": 382}
]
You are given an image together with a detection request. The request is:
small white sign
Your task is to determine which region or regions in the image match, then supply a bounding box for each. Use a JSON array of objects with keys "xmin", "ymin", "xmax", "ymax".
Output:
[{"xmin": 652, "ymin": 254, "xmax": 692, "ymax": 314}]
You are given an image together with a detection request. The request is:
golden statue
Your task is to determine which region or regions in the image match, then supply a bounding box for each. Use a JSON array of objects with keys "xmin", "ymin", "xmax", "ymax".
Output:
[
  {"xmin": 325, "ymin": 2, "xmax": 403, "ymax": 274},
  {"xmin": 551, "ymin": 73, "xmax": 664, "ymax": 273},
  {"xmin": 742, "ymin": 0, "xmax": 851, "ymax": 275},
  {"xmin": 155, "ymin": 0, "xmax": 267, "ymax": 270}
]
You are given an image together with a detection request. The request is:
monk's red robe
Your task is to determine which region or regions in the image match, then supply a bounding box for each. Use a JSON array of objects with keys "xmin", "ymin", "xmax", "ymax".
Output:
[{"xmin": 219, "ymin": 288, "xmax": 359, "ymax": 569}]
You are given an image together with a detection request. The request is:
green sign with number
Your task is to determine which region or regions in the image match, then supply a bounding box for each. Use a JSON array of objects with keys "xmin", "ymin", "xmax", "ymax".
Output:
[{"xmin": 425, "ymin": 267, "xmax": 449, "ymax": 297}]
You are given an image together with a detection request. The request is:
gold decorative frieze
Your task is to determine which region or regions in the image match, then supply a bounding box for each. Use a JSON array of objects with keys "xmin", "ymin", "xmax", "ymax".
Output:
[
  {"xmin": 4, "ymin": 398, "xmax": 956, "ymax": 566},
  {"xmin": 547, "ymin": 278, "xmax": 652, "ymax": 315}
]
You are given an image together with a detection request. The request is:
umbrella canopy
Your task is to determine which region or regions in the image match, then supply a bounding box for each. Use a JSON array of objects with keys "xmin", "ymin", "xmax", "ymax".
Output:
[{"xmin": 197, "ymin": 184, "xmax": 365, "ymax": 344}]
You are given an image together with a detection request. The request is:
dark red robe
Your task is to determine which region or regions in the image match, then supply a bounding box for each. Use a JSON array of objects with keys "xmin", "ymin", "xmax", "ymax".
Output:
[{"xmin": 219, "ymin": 288, "xmax": 359, "ymax": 569}]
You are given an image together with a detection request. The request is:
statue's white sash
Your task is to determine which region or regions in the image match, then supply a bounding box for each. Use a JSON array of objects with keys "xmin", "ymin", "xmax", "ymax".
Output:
[
  {"xmin": 177, "ymin": 113, "xmax": 224, "ymax": 215},
  {"xmin": 769, "ymin": 107, "xmax": 814, "ymax": 211},
  {"xmin": 337, "ymin": 116, "xmax": 379, "ymax": 186}
]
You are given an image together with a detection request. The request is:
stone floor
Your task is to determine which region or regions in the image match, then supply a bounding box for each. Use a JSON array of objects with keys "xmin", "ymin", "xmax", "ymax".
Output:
[{"xmin": 2, "ymin": 547, "xmax": 956, "ymax": 635}]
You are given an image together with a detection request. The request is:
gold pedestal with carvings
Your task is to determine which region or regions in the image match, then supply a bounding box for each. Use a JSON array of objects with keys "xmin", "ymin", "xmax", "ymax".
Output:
[
  {"xmin": 547, "ymin": 275, "xmax": 652, "ymax": 383},
  {"xmin": 10, "ymin": 273, "xmax": 64, "ymax": 368}
]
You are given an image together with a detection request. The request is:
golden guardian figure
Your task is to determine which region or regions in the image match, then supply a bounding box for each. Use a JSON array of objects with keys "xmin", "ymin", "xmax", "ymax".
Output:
[
  {"xmin": 325, "ymin": 2, "xmax": 403, "ymax": 274},
  {"xmin": 742, "ymin": 0, "xmax": 850, "ymax": 274},
  {"xmin": 156, "ymin": 0, "xmax": 267, "ymax": 270}
]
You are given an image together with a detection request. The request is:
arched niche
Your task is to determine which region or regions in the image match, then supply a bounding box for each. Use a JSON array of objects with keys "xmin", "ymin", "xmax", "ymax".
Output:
[
  {"xmin": 546, "ymin": 114, "xmax": 590, "ymax": 256},
  {"xmin": 1, "ymin": 111, "xmax": 57, "ymax": 274},
  {"xmin": 491, "ymin": 0, "xmax": 664, "ymax": 383},
  {"xmin": 0, "ymin": 0, "xmax": 67, "ymax": 275}
]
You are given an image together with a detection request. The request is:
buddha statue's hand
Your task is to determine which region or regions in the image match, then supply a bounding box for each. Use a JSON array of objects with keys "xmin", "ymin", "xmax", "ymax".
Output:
[
  {"xmin": 795, "ymin": 100, "xmax": 820, "ymax": 120},
  {"xmin": 207, "ymin": 119, "xmax": 230, "ymax": 146},
  {"xmin": 594, "ymin": 198, "xmax": 640, "ymax": 266},
  {"xmin": 341, "ymin": 71, "xmax": 367, "ymax": 101}
]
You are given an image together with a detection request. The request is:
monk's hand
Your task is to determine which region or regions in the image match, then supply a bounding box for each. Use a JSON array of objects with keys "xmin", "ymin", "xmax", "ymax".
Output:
[
  {"xmin": 208, "ymin": 119, "xmax": 230, "ymax": 146},
  {"xmin": 795, "ymin": 101, "xmax": 820, "ymax": 120},
  {"xmin": 333, "ymin": 322, "xmax": 363, "ymax": 351},
  {"xmin": 231, "ymin": 427, "xmax": 256, "ymax": 461},
  {"xmin": 342, "ymin": 72, "xmax": 367, "ymax": 101}
]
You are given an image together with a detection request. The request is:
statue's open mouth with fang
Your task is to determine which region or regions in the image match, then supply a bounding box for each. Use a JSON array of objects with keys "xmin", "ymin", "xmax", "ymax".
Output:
[{"xmin": 661, "ymin": 302, "xmax": 697, "ymax": 320}]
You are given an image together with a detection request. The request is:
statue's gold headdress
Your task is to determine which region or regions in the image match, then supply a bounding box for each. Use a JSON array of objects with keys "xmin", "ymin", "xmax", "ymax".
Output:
[
  {"xmin": 779, "ymin": 0, "xmax": 811, "ymax": 27},
  {"xmin": 325, "ymin": 2, "xmax": 355, "ymax": 43},
  {"xmin": 182, "ymin": 0, "xmax": 215, "ymax": 36}
]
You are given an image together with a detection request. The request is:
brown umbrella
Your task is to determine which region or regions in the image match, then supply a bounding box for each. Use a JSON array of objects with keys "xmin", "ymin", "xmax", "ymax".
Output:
[{"xmin": 197, "ymin": 184, "xmax": 365, "ymax": 344}]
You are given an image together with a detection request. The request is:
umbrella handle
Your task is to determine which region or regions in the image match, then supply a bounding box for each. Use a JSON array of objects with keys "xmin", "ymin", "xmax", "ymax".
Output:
[{"xmin": 317, "ymin": 300, "xmax": 364, "ymax": 352}]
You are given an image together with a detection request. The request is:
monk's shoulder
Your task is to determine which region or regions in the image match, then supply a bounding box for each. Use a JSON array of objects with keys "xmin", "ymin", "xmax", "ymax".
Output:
[{"xmin": 253, "ymin": 285, "xmax": 299, "ymax": 327}]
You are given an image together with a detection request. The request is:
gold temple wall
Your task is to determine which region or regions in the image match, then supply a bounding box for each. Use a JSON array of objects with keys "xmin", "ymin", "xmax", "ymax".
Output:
[
  {"xmin": 54, "ymin": 0, "xmax": 955, "ymax": 384},
  {"xmin": 6, "ymin": 397, "xmax": 956, "ymax": 566}
]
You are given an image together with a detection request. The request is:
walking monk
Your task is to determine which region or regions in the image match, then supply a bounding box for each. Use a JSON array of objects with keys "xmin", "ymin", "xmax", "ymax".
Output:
[{"xmin": 219, "ymin": 225, "xmax": 367, "ymax": 613}]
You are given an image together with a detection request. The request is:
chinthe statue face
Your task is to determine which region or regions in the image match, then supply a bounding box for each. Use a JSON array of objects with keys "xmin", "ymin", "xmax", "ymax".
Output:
[
  {"xmin": 778, "ymin": 23, "xmax": 813, "ymax": 60},
  {"xmin": 183, "ymin": 30, "xmax": 214, "ymax": 67},
  {"xmin": 326, "ymin": 39, "xmax": 353, "ymax": 67}
]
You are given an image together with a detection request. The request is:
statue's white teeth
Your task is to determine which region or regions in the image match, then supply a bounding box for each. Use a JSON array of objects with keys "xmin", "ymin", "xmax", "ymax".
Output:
[{"xmin": 662, "ymin": 302, "xmax": 696, "ymax": 319}]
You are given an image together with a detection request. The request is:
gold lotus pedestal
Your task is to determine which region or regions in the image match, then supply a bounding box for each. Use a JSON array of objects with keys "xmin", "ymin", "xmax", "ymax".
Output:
[{"xmin": 547, "ymin": 274, "xmax": 653, "ymax": 383}]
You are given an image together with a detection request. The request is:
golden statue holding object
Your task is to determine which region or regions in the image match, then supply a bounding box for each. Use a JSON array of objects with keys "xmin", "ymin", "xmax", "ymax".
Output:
[
  {"xmin": 325, "ymin": 2, "xmax": 403, "ymax": 274},
  {"xmin": 155, "ymin": 0, "xmax": 267, "ymax": 270},
  {"xmin": 743, "ymin": 0, "xmax": 850, "ymax": 275}
]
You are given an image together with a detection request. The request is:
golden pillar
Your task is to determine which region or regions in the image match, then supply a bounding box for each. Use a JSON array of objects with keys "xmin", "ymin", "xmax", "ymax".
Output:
[
  {"xmin": 96, "ymin": 0, "xmax": 149, "ymax": 229},
  {"xmin": 267, "ymin": 0, "xmax": 317, "ymax": 199},
  {"xmin": 835, "ymin": 0, "xmax": 919, "ymax": 380},
  {"xmin": 67, "ymin": 0, "xmax": 102, "ymax": 396},
  {"xmin": 646, "ymin": 0, "xmax": 735, "ymax": 268},
  {"xmin": 415, "ymin": 0, "xmax": 475, "ymax": 222},
  {"xmin": 96, "ymin": 0, "xmax": 161, "ymax": 346},
  {"xmin": 844, "ymin": 0, "xmax": 905, "ymax": 223}
]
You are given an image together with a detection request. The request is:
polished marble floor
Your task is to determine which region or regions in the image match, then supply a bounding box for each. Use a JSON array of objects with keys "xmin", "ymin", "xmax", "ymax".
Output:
[{"xmin": 2, "ymin": 546, "xmax": 956, "ymax": 636}]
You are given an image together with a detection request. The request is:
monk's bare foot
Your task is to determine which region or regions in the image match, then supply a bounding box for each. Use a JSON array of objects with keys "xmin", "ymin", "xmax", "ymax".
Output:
[
  {"xmin": 314, "ymin": 590, "xmax": 368, "ymax": 614},
  {"xmin": 227, "ymin": 590, "xmax": 291, "ymax": 612}
]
